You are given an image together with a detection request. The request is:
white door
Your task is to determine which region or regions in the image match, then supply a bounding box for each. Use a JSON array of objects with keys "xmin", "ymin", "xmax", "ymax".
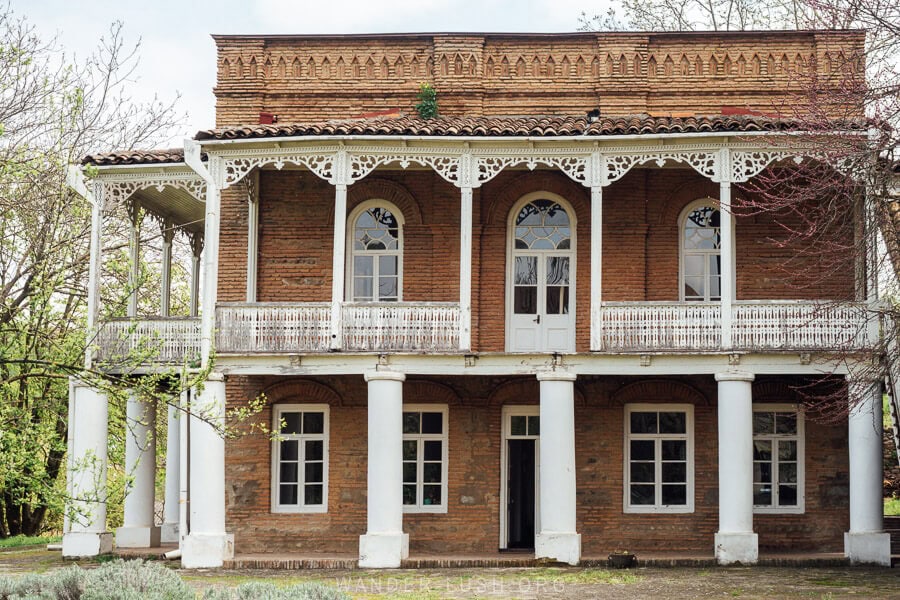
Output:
[{"xmin": 508, "ymin": 197, "xmax": 575, "ymax": 352}]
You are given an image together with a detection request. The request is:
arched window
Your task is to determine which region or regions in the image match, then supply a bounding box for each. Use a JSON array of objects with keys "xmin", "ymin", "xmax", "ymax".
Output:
[
  {"xmin": 348, "ymin": 201, "xmax": 403, "ymax": 301},
  {"xmin": 680, "ymin": 201, "xmax": 721, "ymax": 302}
]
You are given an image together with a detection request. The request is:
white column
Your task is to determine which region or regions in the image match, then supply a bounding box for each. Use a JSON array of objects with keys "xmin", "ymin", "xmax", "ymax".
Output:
[
  {"xmin": 330, "ymin": 183, "xmax": 347, "ymax": 350},
  {"xmin": 246, "ymin": 171, "xmax": 259, "ymax": 302},
  {"xmin": 719, "ymin": 172, "xmax": 734, "ymax": 350},
  {"xmin": 714, "ymin": 371, "xmax": 757, "ymax": 564},
  {"xmin": 127, "ymin": 204, "xmax": 141, "ymax": 318},
  {"xmin": 845, "ymin": 377, "xmax": 891, "ymax": 565},
  {"xmin": 589, "ymin": 185, "xmax": 602, "ymax": 351},
  {"xmin": 182, "ymin": 373, "xmax": 233, "ymax": 568},
  {"xmin": 116, "ymin": 391, "xmax": 161, "ymax": 547},
  {"xmin": 535, "ymin": 371, "xmax": 581, "ymax": 565},
  {"xmin": 62, "ymin": 380, "xmax": 113, "ymax": 557},
  {"xmin": 459, "ymin": 186, "xmax": 473, "ymax": 351},
  {"xmin": 84, "ymin": 181, "xmax": 104, "ymax": 370},
  {"xmin": 161, "ymin": 398, "xmax": 181, "ymax": 544},
  {"xmin": 189, "ymin": 234, "xmax": 202, "ymax": 318},
  {"xmin": 160, "ymin": 221, "xmax": 173, "ymax": 317},
  {"xmin": 359, "ymin": 370, "xmax": 408, "ymax": 568}
]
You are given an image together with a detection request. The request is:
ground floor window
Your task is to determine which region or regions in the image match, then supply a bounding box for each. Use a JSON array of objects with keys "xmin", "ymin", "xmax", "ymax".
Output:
[
  {"xmin": 402, "ymin": 405, "xmax": 448, "ymax": 513},
  {"xmin": 271, "ymin": 404, "xmax": 329, "ymax": 513},
  {"xmin": 624, "ymin": 404, "xmax": 694, "ymax": 513},
  {"xmin": 753, "ymin": 404, "xmax": 804, "ymax": 513}
]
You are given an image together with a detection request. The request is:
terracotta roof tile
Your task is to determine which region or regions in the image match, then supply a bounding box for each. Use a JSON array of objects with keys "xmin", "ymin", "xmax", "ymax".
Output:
[
  {"xmin": 84, "ymin": 115, "xmax": 868, "ymax": 166},
  {"xmin": 81, "ymin": 148, "xmax": 187, "ymax": 166},
  {"xmin": 195, "ymin": 114, "xmax": 864, "ymax": 141}
]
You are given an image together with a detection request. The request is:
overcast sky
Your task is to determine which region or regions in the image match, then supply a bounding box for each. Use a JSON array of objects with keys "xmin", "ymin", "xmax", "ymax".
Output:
[{"xmin": 14, "ymin": 1, "xmax": 602, "ymax": 140}]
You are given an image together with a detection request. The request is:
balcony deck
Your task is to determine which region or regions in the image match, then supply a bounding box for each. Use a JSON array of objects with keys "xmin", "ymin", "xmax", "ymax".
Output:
[{"xmin": 94, "ymin": 300, "xmax": 872, "ymax": 364}]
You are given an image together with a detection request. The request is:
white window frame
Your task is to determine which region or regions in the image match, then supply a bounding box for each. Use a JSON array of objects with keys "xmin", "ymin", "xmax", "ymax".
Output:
[
  {"xmin": 402, "ymin": 404, "xmax": 449, "ymax": 514},
  {"xmin": 346, "ymin": 199, "xmax": 404, "ymax": 302},
  {"xmin": 270, "ymin": 403, "xmax": 329, "ymax": 514},
  {"xmin": 678, "ymin": 198, "xmax": 722, "ymax": 302},
  {"xmin": 752, "ymin": 403, "xmax": 805, "ymax": 514},
  {"xmin": 623, "ymin": 403, "xmax": 695, "ymax": 514}
]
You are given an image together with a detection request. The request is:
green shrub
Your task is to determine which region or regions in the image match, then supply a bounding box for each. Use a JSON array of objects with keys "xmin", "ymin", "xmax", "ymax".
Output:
[
  {"xmin": 202, "ymin": 582, "xmax": 349, "ymax": 600},
  {"xmin": 0, "ymin": 567, "xmax": 84, "ymax": 600},
  {"xmin": 82, "ymin": 560, "xmax": 192, "ymax": 600},
  {"xmin": 0, "ymin": 560, "xmax": 192, "ymax": 600}
]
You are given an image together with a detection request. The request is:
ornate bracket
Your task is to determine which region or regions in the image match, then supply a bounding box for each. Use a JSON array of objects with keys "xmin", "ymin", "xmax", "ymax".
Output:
[
  {"xmin": 604, "ymin": 150, "xmax": 718, "ymax": 185},
  {"xmin": 95, "ymin": 171, "xmax": 206, "ymax": 206}
]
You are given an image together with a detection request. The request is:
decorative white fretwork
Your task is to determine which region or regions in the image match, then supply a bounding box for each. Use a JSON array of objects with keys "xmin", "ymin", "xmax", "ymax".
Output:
[
  {"xmin": 604, "ymin": 151, "xmax": 718, "ymax": 184},
  {"xmin": 730, "ymin": 151, "xmax": 801, "ymax": 183},
  {"xmin": 95, "ymin": 171, "xmax": 206, "ymax": 206},
  {"xmin": 221, "ymin": 152, "xmax": 335, "ymax": 188}
]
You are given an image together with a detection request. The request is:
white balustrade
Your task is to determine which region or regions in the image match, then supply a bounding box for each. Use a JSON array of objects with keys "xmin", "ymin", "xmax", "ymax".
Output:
[
  {"xmin": 215, "ymin": 302, "xmax": 460, "ymax": 353},
  {"xmin": 732, "ymin": 301, "xmax": 869, "ymax": 350},
  {"xmin": 599, "ymin": 300, "xmax": 870, "ymax": 352},
  {"xmin": 96, "ymin": 318, "xmax": 201, "ymax": 364},
  {"xmin": 342, "ymin": 303, "xmax": 460, "ymax": 351},
  {"xmin": 216, "ymin": 303, "xmax": 331, "ymax": 353},
  {"xmin": 599, "ymin": 302, "xmax": 722, "ymax": 351}
]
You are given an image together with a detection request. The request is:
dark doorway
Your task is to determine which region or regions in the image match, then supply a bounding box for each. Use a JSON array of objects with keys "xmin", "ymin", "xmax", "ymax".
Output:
[{"xmin": 506, "ymin": 438, "xmax": 536, "ymax": 549}]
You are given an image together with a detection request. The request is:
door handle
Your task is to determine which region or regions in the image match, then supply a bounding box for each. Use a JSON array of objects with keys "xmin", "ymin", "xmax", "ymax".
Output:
[{"xmin": 533, "ymin": 315, "xmax": 541, "ymax": 324}]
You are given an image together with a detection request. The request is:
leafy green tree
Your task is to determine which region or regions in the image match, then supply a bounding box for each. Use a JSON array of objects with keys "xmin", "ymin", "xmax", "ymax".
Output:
[{"xmin": 0, "ymin": 6, "xmax": 182, "ymax": 536}]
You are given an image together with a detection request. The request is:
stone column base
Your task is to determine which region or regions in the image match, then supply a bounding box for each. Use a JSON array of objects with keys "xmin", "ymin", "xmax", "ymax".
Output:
[
  {"xmin": 62, "ymin": 531, "xmax": 113, "ymax": 558},
  {"xmin": 715, "ymin": 532, "xmax": 758, "ymax": 565},
  {"xmin": 536, "ymin": 532, "xmax": 581, "ymax": 565},
  {"xmin": 844, "ymin": 532, "xmax": 891, "ymax": 566},
  {"xmin": 115, "ymin": 525, "xmax": 161, "ymax": 548},
  {"xmin": 181, "ymin": 533, "xmax": 234, "ymax": 569},
  {"xmin": 160, "ymin": 522, "xmax": 179, "ymax": 544},
  {"xmin": 358, "ymin": 532, "xmax": 409, "ymax": 568}
]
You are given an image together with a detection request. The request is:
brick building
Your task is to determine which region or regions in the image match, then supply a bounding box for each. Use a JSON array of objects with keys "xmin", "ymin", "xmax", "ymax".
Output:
[{"xmin": 62, "ymin": 30, "xmax": 892, "ymax": 568}]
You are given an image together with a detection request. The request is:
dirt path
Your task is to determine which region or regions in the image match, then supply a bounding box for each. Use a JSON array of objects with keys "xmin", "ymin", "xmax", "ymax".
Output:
[{"xmin": 2, "ymin": 549, "xmax": 899, "ymax": 599}]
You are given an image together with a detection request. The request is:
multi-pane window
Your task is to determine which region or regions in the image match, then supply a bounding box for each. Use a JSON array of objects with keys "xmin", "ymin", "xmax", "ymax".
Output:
[
  {"xmin": 681, "ymin": 204, "xmax": 721, "ymax": 301},
  {"xmin": 624, "ymin": 405, "xmax": 694, "ymax": 513},
  {"xmin": 753, "ymin": 405, "xmax": 804, "ymax": 513},
  {"xmin": 271, "ymin": 404, "xmax": 328, "ymax": 513},
  {"xmin": 512, "ymin": 199, "xmax": 572, "ymax": 317},
  {"xmin": 350, "ymin": 204, "xmax": 402, "ymax": 301},
  {"xmin": 402, "ymin": 405, "xmax": 448, "ymax": 513}
]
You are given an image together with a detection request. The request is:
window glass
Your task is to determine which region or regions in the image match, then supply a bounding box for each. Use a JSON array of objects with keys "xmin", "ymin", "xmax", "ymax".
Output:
[
  {"xmin": 273, "ymin": 406, "xmax": 328, "ymax": 512},
  {"xmin": 350, "ymin": 204, "xmax": 402, "ymax": 301},
  {"xmin": 625, "ymin": 406, "xmax": 693, "ymax": 512},
  {"xmin": 403, "ymin": 407, "xmax": 448, "ymax": 512},
  {"xmin": 753, "ymin": 407, "xmax": 803, "ymax": 511},
  {"xmin": 681, "ymin": 204, "xmax": 721, "ymax": 301}
]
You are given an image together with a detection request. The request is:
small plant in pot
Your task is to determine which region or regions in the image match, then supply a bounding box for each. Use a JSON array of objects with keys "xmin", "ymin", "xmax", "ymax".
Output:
[{"xmin": 607, "ymin": 549, "xmax": 637, "ymax": 569}]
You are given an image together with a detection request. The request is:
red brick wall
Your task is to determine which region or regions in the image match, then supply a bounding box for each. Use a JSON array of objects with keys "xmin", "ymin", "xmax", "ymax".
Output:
[
  {"xmin": 224, "ymin": 374, "xmax": 849, "ymax": 555},
  {"xmin": 217, "ymin": 168, "xmax": 855, "ymax": 351},
  {"xmin": 212, "ymin": 31, "xmax": 864, "ymax": 126}
]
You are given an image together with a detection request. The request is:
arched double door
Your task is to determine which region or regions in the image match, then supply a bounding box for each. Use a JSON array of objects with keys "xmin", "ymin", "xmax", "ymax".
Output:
[{"xmin": 506, "ymin": 193, "xmax": 576, "ymax": 353}]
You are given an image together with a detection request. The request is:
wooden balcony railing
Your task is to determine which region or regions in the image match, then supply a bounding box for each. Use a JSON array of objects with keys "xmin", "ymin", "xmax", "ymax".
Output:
[
  {"xmin": 216, "ymin": 302, "xmax": 461, "ymax": 353},
  {"xmin": 599, "ymin": 300, "xmax": 871, "ymax": 352},
  {"xmin": 342, "ymin": 302, "xmax": 460, "ymax": 351},
  {"xmin": 96, "ymin": 300, "xmax": 871, "ymax": 363},
  {"xmin": 731, "ymin": 301, "xmax": 870, "ymax": 351},
  {"xmin": 95, "ymin": 317, "xmax": 201, "ymax": 365},
  {"xmin": 216, "ymin": 303, "xmax": 332, "ymax": 353},
  {"xmin": 599, "ymin": 302, "xmax": 722, "ymax": 352}
]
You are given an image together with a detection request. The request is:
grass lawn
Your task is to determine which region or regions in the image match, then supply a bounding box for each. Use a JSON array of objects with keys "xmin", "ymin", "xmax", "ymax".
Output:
[
  {"xmin": 884, "ymin": 496, "xmax": 900, "ymax": 515},
  {"xmin": 0, "ymin": 535, "xmax": 60, "ymax": 550}
]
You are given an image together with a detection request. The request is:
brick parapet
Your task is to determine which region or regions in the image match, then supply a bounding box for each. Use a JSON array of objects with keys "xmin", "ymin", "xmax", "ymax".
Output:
[{"xmin": 212, "ymin": 31, "xmax": 864, "ymax": 126}]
